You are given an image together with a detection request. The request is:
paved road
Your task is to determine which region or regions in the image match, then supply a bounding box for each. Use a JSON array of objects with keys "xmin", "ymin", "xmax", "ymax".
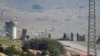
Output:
[{"xmin": 59, "ymin": 41, "xmax": 100, "ymax": 56}]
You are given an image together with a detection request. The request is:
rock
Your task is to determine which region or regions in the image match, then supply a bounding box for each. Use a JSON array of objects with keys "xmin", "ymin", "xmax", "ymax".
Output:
[
  {"xmin": 15, "ymin": 47, "xmax": 22, "ymax": 51},
  {"xmin": 0, "ymin": 52, "xmax": 7, "ymax": 56},
  {"xmin": 0, "ymin": 44, "xmax": 8, "ymax": 52},
  {"xmin": 28, "ymin": 49, "xmax": 41, "ymax": 56}
]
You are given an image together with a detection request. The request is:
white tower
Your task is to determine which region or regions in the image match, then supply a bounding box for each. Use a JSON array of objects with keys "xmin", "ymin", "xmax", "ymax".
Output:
[
  {"xmin": 12, "ymin": 17, "xmax": 17, "ymax": 39},
  {"xmin": 5, "ymin": 17, "xmax": 17, "ymax": 39}
]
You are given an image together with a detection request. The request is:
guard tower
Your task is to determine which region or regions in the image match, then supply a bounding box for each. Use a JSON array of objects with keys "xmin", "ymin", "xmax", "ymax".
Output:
[
  {"xmin": 5, "ymin": 18, "xmax": 17, "ymax": 39},
  {"xmin": 88, "ymin": 0, "xmax": 96, "ymax": 56}
]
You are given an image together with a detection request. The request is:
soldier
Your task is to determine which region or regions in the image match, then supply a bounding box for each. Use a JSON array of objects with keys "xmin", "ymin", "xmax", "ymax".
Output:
[
  {"xmin": 71, "ymin": 32, "xmax": 74, "ymax": 41},
  {"xmin": 83, "ymin": 34, "xmax": 85, "ymax": 38},
  {"xmin": 48, "ymin": 33, "xmax": 51, "ymax": 38},
  {"xmin": 77, "ymin": 33, "xmax": 79, "ymax": 41},
  {"xmin": 63, "ymin": 33, "xmax": 67, "ymax": 39},
  {"xmin": 26, "ymin": 35, "xmax": 30, "ymax": 40},
  {"xmin": 83, "ymin": 34, "xmax": 85, "ymax": 41}
]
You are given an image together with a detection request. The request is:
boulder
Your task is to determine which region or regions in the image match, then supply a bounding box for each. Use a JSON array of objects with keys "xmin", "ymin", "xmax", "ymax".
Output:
[
  {"xmin": 28, "ymin": 49, "xmax": 41, "ymax": 56},
  {"xmin": 0, "ymin": 52, "xmax": 7, "ymax": 56}
]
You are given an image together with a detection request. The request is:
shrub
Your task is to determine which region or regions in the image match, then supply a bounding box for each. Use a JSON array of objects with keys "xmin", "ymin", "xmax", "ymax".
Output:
[
  {"xmin": 4, "ymin": 45, "xmax": 33, "ymax": 56},
  {"xmin": 22, "ymin": 38, "xmax": 65, "ymax": 56}
]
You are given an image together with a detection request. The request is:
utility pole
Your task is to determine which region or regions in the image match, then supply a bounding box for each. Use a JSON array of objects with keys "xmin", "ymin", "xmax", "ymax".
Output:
[{"xmin": 88, "ymin": 0, "xmax": 97, "ymax": 56}]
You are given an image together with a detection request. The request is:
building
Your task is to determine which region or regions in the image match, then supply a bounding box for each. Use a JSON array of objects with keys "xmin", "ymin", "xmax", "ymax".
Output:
[
  {"xmin": 20, "ymin": 29, "xmax": 27, "ymax": 40},
  {"xmin": 5, "ymin": 18, "xmax": 17, "ymax": 39}
]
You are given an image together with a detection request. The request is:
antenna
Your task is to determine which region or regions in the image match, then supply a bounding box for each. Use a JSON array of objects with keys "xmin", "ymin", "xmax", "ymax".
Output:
[{"xmin": 88, "ymin": 0, "xmax": 97, "ymax": 56}]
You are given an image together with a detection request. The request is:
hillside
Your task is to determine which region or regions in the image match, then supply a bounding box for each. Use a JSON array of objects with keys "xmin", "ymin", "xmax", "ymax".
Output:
[{"xmin": 0, "ymin": 38, "xmax": 21, "ymax": 46}]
